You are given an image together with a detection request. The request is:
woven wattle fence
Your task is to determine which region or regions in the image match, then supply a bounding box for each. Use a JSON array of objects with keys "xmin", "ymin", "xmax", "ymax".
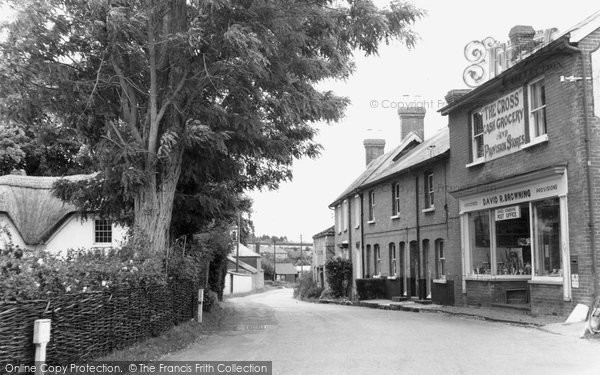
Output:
[{"xmin": 0, "ymin": 277, "xmax": 202, "ymax": 367}]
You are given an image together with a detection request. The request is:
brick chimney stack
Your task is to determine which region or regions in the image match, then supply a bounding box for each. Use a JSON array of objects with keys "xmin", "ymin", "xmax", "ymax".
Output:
[
  {"xmin": 363, "ymin": 139, "xmax": 385, "ymax": 166},
  {"xmin": 509, "ymin": 25, "xmax": 536, "ymax": 59},
  {"xmin": 398, "ymin": 107, "xmax": 426, "ymax": 141}
]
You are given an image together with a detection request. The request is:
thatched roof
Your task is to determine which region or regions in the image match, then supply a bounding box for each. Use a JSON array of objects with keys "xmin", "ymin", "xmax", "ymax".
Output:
[{"xmin": 0, "ymin": 174, "xmax": 92, "ymax": 245}]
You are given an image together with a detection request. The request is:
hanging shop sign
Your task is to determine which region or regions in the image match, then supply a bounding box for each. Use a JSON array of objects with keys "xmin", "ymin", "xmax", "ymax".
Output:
[
  {"xmin": 459, "ymin": 173, "xmax": 567, "ymax": 213},
  {"xmin": 495, "ymin": 205, "xmax": 521, "ymax": 221},
  {"xmin": 476, "ymin": 87, "xmax": 527, "ymax": 162}
]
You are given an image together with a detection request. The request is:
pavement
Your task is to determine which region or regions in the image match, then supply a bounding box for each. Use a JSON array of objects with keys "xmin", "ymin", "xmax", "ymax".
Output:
[
  {"xmin": 164, "ymin": 288, "xmax": 600, "ymax": 375},
  {"xmin": 321, "ymin": 297, "xmax": 590, "ymax": 335}
]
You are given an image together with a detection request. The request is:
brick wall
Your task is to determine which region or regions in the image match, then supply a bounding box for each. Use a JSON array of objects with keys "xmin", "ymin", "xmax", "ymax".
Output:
[{"xmin": 446, "ymin": 28, "xmax": 600, "ymax": 314}]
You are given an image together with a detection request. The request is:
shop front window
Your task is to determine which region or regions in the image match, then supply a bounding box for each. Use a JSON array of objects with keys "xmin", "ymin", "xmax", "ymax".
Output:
[
  {"xmin": 534, "ymin": 198, "xmax": 561, "ymax": 277},
  {"xmin": 494, "ymin": 203, "xmax": 532, "ymax": 275},
  {"xmin": 469, "ymin": 211, "xmax": 491, "ymax": 275}
]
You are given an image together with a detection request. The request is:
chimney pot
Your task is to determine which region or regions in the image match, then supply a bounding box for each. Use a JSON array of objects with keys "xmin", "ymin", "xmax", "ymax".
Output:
[
  {"xmin": 398, "ymin": 107, "xmax": 426, "ymax": 141},
  {"xmin": 363, "ymin": 139, "xmax": 385, "ymax": 166}
]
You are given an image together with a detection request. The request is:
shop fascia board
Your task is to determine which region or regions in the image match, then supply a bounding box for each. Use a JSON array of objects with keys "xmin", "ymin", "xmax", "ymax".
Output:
[{"xmin": 449, "ymin": 164, "xmax": 568, "ymax": 199}]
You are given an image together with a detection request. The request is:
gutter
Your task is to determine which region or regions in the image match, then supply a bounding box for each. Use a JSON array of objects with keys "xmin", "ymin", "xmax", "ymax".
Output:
[{"xmin": 563, "ymin": 40, "xmax": 598, "ymax": 302}]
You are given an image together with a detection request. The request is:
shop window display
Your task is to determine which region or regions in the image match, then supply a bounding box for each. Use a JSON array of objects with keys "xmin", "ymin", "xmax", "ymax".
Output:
[
  {"xmin": 495, "ymin": 203, "xmax": 531, "ymax": 275},
  {"xmin": 469, "ymin": 211, "xmax": 491, "ymax": 274},
  {"xmin": 534, "ymin": 198, "xmax": 561, "ymax": 277}
]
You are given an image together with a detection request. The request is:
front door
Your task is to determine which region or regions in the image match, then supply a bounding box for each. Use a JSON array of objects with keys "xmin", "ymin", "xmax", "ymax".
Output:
[{"xmin": 409, "ymin": 241, "xmax": 418, "ymax": 297}]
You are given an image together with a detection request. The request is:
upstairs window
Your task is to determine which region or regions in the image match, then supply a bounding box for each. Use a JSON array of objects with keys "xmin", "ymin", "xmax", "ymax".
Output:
[
  {"xmin": 472, "ymin": 112, "xmax": 484, "ymax": 161},
  {"xmin": 392, "ymin": 182, "xmax": 401, "ymax": 216},
  {"xmin": 343, "ymin": 199, "xmax": 349, "ymax": 231},
  {"xmin": 529, "ymin": 77, "xmax": 547, "ymax": 139},
  {"xmin": 94, "ymin": 219, "xmax": 112, "ymax": 244},
  {"xmin": 336, "ymin": 205, "xmax": 341, "ymax": 233},
  {"xmin": 424, "ymin": 172, "xmax": 434, "ymax": 209},
  {"xmin": 354, "ymin": 195, "xmax": 361, "ymax": 228},
  {"xmin": 368, "ymin": 190, "xmax": 375, "ymax": 222}
]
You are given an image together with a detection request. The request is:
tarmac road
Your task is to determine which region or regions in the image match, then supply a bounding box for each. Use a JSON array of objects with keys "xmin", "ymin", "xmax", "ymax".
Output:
[{"xmin": 164, "ymin": 288, "xmax": 600, "ymax": 375}]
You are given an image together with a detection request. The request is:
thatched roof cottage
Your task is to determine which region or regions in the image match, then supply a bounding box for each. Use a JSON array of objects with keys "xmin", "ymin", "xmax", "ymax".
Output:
[{"xmin": 0, "ymin": 171, "xmax": 128, "ymax": 254}]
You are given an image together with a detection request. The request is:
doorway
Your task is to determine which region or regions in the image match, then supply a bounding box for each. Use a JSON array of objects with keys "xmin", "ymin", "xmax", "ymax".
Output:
[{"xmin": 409, "ymin": 241, "xmax": 418, "ymax": 297}]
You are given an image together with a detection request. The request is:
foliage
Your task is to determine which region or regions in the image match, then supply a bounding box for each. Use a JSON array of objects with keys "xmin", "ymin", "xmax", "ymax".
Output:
[
  {"xmin": 293, "ymin": 273, "xmax": 323, "ymax": 300},
  {"xmin": 0, "ymin": 0, "xmax": 424, "ymax": 253},
  {"xmin": 325, "ymin": 257, "xmax": 353, "ymax": 298},
  {"xmin": 261, "ymin": 258, "xmax": 274, "ymax": 281},
  {"xmin": 0, "ymin": 122, "xmax": 94, "ymax": 176}
]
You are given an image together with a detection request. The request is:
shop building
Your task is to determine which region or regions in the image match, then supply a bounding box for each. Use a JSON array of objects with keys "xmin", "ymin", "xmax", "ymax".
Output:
[
  {"xmin": 441, "ymin": 15, "xmax": 600, "ymax": 315},
  {"xmin": 330, "ymin": 108, "xmax": 461, "ymax": 305}
]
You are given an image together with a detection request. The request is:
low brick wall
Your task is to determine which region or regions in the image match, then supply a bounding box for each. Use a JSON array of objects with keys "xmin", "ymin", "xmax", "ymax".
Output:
[
  {"xmin": 465, "ymin": 280, "xmax": 529, "ymax": 306},
  {"xmin": 530, "ymin": 283, "xmax": 574, "ymax": 316}
]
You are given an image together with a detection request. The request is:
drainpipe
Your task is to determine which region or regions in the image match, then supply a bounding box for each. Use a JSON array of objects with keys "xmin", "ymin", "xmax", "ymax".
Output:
[{"xmin": 563, "ymin": 41, "xmax": 598, "ymax": 303}]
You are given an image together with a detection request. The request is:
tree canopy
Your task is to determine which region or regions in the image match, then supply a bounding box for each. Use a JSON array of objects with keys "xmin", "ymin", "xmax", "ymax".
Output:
[{"xmin": 0, "ymin": 0, "xmax": 423, "ymax": 253}]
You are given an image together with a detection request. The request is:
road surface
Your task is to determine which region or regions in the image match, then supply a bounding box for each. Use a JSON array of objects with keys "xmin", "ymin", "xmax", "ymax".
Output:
[{"xmin": 165, "ymin": 288, "xmax": 600, "ymax": 375}]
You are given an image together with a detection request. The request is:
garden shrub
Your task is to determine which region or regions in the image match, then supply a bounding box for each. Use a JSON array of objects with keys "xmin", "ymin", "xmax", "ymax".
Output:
[
  {"xmin": 324, "ymin": 257, "xmax": 352, "ymax": 298},
  {"xmin": 293, "ymin": 273, "xmax": 322, "ymax": 300}
]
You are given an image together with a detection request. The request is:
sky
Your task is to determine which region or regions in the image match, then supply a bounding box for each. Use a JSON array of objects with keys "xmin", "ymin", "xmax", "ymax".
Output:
[{"xmin": 248, "ymin": 0, "xmax": 600, "ymax": 242}]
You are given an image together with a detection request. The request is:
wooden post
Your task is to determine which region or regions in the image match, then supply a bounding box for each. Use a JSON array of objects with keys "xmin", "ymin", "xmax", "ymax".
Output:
[
  {"xmin": 33, "ymin": 319, "xmax": 51, "ymax": 375},
  {"xmin": 197, "ymin": 289, "xmax": 204, "ymax": 323}
]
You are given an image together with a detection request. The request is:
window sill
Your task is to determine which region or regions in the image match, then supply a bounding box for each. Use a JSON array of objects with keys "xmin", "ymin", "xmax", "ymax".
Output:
[
  {"xmin": 93, "ymin": 243, "xmax": 113, "ymax": 247},
  {"xmin": 367, "ymin": 220, "xmax": 376, "ymax": 225},
  {"xmin": 528, "ymin": 277, "xmax": 563, "ymax": 285},
  {"xmin": 465, "ymin": 275, "xmax": 531, "ymax": 281},
  {"xmin": 522, "ymin": 134, "xmax": 548, "ymax": 150},
  {"xmin": 433, "ymin": 278, "xmax": 447, "ymax": 284},
  {"xmin": 422, "ymin": 207, "xmax": 435, "ymax": 213},
  {"xmin": 466, "ymin": 159, "xmax": 485, "ymax": 168},
  {"xmin": 390, "ymin": 215, "xmax": 400, "ymax": 220}
]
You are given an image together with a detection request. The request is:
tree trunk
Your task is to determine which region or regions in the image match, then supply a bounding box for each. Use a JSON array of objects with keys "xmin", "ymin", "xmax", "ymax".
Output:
[{"xmin": 133, "ymin": 152, "xmax": 182, "ymax": 255}]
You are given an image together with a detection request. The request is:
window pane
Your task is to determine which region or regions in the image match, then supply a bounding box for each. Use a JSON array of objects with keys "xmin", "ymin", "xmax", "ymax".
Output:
[
  {"xmin": 473, "ymin": 113, "xmax": 483, "ymax": 135},
  {"xmin": 95, "ymin": 219, "xmax": 112, "ymax": 244},
  {"xmin": 534, "ymin": 198, "xmax": 561, "ymax": 277},
  {"xmin": 475, "ymin": 135, "xmax": 484, "ymax": 158},
  {"xmin": 495, "ymin": 204, "xmax": 532, "ymax": 275},
  {"xmin": 469, "ymin": 211, "xmax": 491, "ymax": 274}
]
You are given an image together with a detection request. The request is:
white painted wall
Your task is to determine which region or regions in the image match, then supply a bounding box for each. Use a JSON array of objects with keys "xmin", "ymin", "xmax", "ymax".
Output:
[
  {"xmin": 0, "ymin": 215, "xmax": 28, "ymax": 250},
  {"xmin": 44, "ymin": 215, "xmax": 128, "ymax": 256},
  {"xmin": 223, "ymin": 272, "xmax": 253, "ymax": 295}
]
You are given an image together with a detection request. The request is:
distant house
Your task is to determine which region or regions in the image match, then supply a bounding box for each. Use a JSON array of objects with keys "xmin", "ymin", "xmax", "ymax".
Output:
[
  {"xmin": 224, "ymin": 253, "xmax": 264, "ymax": 296},
  {"xmin": 231, "ymin": 243, "xmax": 262, "ymax": 269},
  {"xmin": 274, "ymin": 263, "xmax": 297, "ymax": 283},
  {"xmin": 0, "ymin": 172, "xmax": 128, "ymax": 254},
  {"xmin": 312, "ymin": 226, "xmax": 335, "ymax": 288}
]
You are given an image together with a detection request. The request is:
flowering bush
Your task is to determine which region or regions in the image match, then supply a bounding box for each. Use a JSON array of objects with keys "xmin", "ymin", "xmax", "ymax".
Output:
[{"xmin": 0, "ymin": 240, "xmax": 167, "ymax": 301}]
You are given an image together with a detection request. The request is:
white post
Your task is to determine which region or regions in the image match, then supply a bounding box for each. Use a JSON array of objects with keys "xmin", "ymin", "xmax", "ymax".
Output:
[
  {"xmin": 197, "ymin": 289, "xmax": 204, "ymax": 323},
  {"xmin": 33, "ymin": 319, "xmax": 51, "ymax": 375}
]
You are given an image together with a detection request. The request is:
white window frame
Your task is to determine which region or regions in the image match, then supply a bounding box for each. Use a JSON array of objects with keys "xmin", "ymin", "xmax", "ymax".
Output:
[
  {"xmin": 472, "ymin": 111, "xmax": 485, "ymax": 163},
  {"xmin": 336, "ymin": 205, "xmax": 342, "ymax": 234},
  {"xmin": 425, "ymin": 173, "xmax": 434, "ymax": 209},
  {"xmin": 435, "ymin": 239, "xmax": 446, "ymax": 280},
  {"xmin": 528, "ymin": 76, "xmax": 547, "ymax": 140},
  {"xmin": 392, "ymin": 183, "xmax": 401, "ymax": 217},
  {"xmin": 354, "ymin": 195, "xmax": 361, "ymax": 229},
  {"xmin": 389, "ymin": 243, "xmax": 397, "ymax": 276},
  {"xmin": 374, "ymin": 244, "xmax": 381, "ymax": 276},
  {"xmin": 94, "ymin": 219, "xmax": 113, "ymax": 245},
  {"xmin": 342, "ymin": 199, "xmax": 349, "ymax": 232},
  {"xmin": 368, "ymin": 190, "xmax": 375, "ymax": 223}
]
